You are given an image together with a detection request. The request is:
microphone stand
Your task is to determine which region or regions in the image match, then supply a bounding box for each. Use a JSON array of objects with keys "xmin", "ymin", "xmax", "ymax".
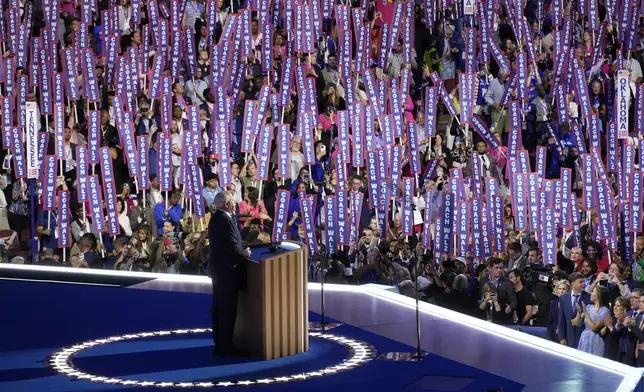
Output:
[
  {"xmin": 316, "ymin": 252, "xmax": 330, "ymax": 333},
  {"xmin": 413, "ymin": 272, "xmax": 423, "ymax": 361}
]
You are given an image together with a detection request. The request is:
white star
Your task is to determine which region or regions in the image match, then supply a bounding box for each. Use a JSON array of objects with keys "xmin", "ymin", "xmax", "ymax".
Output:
[
  {"xmin": 190, "ymin": 328, "xmax": 209, "ymax": 333},
  {"xmin": 256, "ymin": 379, "xmax": 275, "ymax": 384},
  {"xmin": 157, "ymin": 382, "xmax": 175, "ymax": 387},
  {"xmin": 156, "ymin": 331, "xmax": 172, "ymax": 335},
  {"xmin": 76, "ymin": 374, "xmax": 92, "ymax": 380},
  {"xmin": 122, "ymin": 334, "xmax": 139, "ymax": 339},
  {"xmin": 195, "ymin": 382, "xmax": 215, "ymax": 387},
  {"xmin": 121, "ymin": 380, "xmax": 138, "ymax": 385},
  {"xmin": 237, "ymin": 381, "xmax": 255, "ymax": 386},
  {"xmin": 177, "ymin": 382, "xmax": 195, "ymax": 387},
  {"xmin": 173, "ymin": 329, "xmax": 190, "ymax": 334},
  {"xmin": 322, "ymin": 369, "xmax": 338, "ymax": 374},
  {"xmin": 104, "ymin": 378, "xmax": 122, "ymax": 384},
  {"xmin": 306, "ymin": 371, "xmax": 323, "ymax": 377},
  {"xmin": 139, "ymin": 381, "xmax": 156, "ymax": 386},
  {"xmin": 274, "ymin": 377, "xmax": 292, "ymax": 382},
  {"xmin": 139, "ymin": 332, "xmax": 155, "ymax": 338},
  {"xmin": 216, "ymin": 381, "xmax": 235, "ymax": 386},
  {"xmin": 291, "ymin": 374, "xmax": 308, "ymax": 380}
]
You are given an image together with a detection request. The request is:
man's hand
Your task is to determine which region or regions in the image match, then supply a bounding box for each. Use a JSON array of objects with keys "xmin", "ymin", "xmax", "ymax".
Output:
[
  {"xmin": 245, "ymin": 247, "xmax": 251, "ymax": 257},
  {"xmin": 505, "ymin": 304, "xmax": 512, "ymax": 314},
  {"xmin": 560, "ymin": 339, "xmax": 567, "ymax": 345}
]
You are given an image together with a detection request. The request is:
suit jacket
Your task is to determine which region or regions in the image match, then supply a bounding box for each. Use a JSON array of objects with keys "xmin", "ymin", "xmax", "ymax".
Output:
[
  {"xmin": 207, "ymin": 209, "xmax": 251, "ymax": 279},
  {"xmin": 547, "ymin": 298, "xmax": 560, "ymax": 342},
  {"xmin": 479, "ymin": 276, "xmax": 517, "ymax": 325},
  {"xmin": 557, "ymin": 291, "xmax": 591, "ymax": 348}
]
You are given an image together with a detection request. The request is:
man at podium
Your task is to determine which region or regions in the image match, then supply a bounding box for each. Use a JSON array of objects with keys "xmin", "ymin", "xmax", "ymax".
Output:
[{"xmin": 208, "ymin": 191, "xmax": 251, "ymax": 356}]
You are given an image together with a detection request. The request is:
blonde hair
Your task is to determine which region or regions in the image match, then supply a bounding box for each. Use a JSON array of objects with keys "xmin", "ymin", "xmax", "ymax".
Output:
[{"xmin": 257, "ymin": 232, "xmax": 271, "ymax": 243}]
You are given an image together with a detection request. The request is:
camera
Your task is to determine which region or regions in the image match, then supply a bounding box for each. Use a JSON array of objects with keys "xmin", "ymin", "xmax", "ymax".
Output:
[{"xmin": 521, "ymin": 263, "xmax": 565, "ymax": 325}]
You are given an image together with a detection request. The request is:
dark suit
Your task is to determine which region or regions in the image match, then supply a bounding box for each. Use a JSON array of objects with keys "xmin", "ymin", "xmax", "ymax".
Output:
[
  {"xmin": 557, "ymin": 291, "xmax": 591, "ymax": 348},
  {"xmin": 546, "ymin": 298, "xmax": 560, "ymax": 342},
  {"xmin": 208, "ymin": 209, "xmax": 251, "ymax": 351},
  {"xmin": 479, "ymin": 276, "xmax": 517, "ymax": 325}
]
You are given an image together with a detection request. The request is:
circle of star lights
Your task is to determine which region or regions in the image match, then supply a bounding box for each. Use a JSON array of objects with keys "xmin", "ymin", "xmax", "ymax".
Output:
[{"xmin": 47, "ymin": 328, "xmax": 375, "ymax": 388}]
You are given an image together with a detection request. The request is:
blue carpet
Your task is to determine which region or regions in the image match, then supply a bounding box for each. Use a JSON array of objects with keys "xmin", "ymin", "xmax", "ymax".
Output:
[{"xmin": 0, "ymin": 280, "xmax": 523, "ymax": 391}]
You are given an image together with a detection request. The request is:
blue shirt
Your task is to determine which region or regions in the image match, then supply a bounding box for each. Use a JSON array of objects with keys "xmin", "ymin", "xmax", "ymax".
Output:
[
  {"xmin": 154, "ymin": 202, "xmax": 183, "ymax": 235},
  {"xmin": 37, "ymin": 211, "xmax": 58, "ymax": 250}
]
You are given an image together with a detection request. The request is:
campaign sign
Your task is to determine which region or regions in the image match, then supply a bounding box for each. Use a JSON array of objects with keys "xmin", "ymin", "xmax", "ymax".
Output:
[
  {"xmin": 512, "ymin": 173, "xmax": 527, "ymax": 230},
  {"xmin": 256, "ymin": 125, "xmax": 273, "ymax": 181},
  {"xmin": 555, "ymin": 83, "xmax": 569, "ymax": 123},
  {"xmin": 337, "ymin": 190, "xmax": 348, "ymax": 245},
  {"xmin": 595, "ymin": 179, "xmax": 613, "ymax": 239},
  {"xmin": 42, "ymin": 155, "xmax": 57, "ymax": 210},
  {"xmin": 440, "ymin": 192, "xmax": 454, "ymax": 253},
  {"xmin": 526, "ymin": 173, "xmax": 539, "ymax": 231},
  {"xmin": 58, "ymin": 190, "xmax": 70, "ymax": 248},
  {"xmin": 39, "ymin": 49, "xmax": 52, "ymax": 114},
  {"xmin": 272, "ymin": 190, "xmax": 291, "ymax": 242},
  {"xmin": 323, "ymin": 195, "xmax": 337, "ymax": 253},
  {"xmin": 366, "ymin": 151, "xmax": 380, "ymax": 209},
  {"xmin": 407, "ymin": 122, "xmax": 421, "ymax": 174},
  {"xmin": 616, "ymin": 71, "xmax": 630, "ymax": 139},
  {"xmin": 25, "ymin": 102, "xmax": 39, "ymax": 179},
  {"xmin": 336, "ymin": 154, "xmax": 347, "ymax": 191},
  {"xmin": 189, "ymin": 165, "xmax": 205, "ymax": 218},
  {"xmin": 276, "ymin": 124, "xmax": 290, "ymax": 179},
  {"xmin": 87, "ymin": 175, "xmax": 105, "ymax": 232},
  {"xmin": 401, "ymin": 177, "xmax": 414, "ymax": 236},
  {"xmin": 632, "ymin": 171, "xmax": 643, "ymax": 232},
  {"xmin": 390, "ymin": 145, "xmax": 403, "ymax": 197},
  {"xmin": 158, "ymin": 133, "xmax": 172, "ymax": 191},
  {"xmin": 492, "ymin": 195, "xmax": 505, "ymax": 252},
  {"xmin": 471, "ymin": 198, "xmax": 483, "ymax": 257},
  {"xmin": 589, "ymin": 113, "xmax": 601, "ymax": 149},
  {"xmin": 542, "ymin": 207, "xmax": 556, "ymax": 264},
  {"xmin": 424, "ymin": 86, "xmax": 438, "ymax": 137},
  {"xmin": 422, "ymin": 191, "xmax": 433, "ymax": 249},
  {"xmin": 136, "ymin": 135, "xmax": 149, "ymax": 190},
  {"xmin": 607, "ymin": 122, "xmax": 618, "ymax": 171},
  {"xmin": 560, "ymin": 168, "xmax": 572, "ymax": 229},
  {"xmin": 119, "ymin": 122, "xmax": 138, "ymax": 178},
  {"xmin": 582, "ymin": 154, "xmax": 594, "ymax": 210}
]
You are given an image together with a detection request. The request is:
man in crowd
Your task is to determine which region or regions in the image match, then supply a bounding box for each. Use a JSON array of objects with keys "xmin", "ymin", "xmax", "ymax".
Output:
[{"xmin": 558, "ymin": 272, "xmax": 590, "ymax": 348}]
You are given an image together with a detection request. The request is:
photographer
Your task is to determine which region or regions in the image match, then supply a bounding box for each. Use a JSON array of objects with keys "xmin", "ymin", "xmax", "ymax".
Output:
[
  {"xmin": 587, "ymin": 263, "xmax": 631, "ymax": 304},
  {"xmin": 479, "ymin": 258, "xmax": 517, "ymax": 325}
]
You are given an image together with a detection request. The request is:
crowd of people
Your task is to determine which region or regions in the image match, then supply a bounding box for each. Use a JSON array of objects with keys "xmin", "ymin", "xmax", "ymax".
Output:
[{"xmin": 2, "ymin": 0, "xmax": 644, "ymax": 364}]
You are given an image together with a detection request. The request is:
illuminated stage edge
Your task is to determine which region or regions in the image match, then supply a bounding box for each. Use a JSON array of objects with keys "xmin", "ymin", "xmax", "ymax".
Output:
[{"xmin": 0, "ymin": 263, "xmax": 642, "ymax": 392}]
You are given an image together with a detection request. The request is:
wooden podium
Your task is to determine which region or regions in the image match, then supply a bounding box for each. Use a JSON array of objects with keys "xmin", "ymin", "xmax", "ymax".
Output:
[{"xmin": 233, "ymin": 242, "xmax": 309, "ymax": 360}]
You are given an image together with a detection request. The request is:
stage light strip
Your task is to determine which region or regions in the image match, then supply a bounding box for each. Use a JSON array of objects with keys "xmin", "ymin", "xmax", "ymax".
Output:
[
  {"xmin": 359, "ymin": 286, "xmax": 641, "ymax": 378},
  {"xmin": 48, "ymin": 329, "xmax": 376, "ymax": 388}
]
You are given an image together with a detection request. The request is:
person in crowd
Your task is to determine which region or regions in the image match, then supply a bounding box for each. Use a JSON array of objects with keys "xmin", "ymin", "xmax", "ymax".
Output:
[
  {"xmin": 509, "ymin": 269, "xmax": 535, "ymax": 325},
  {"xmin": 478, "ymin": 258, "xmax": 517, "ymax": 325},
  {"xmin": 439, "ymin": 274, "xmax": 481, "ymax": 318},
  {"xmin": 154, "ymin": 190, "xmax": 183, "ymax": 236},
  {"xmin": 575, "ymin": 285, "xmax": 611, "ymax": 356},
  {"xmin": 587, "ymin": 263, "xmax": 631, "ymax": 304},
  {"xmin": 558, "ymin": 272, "xmax": 592, "ymax": 348},
  {"xmin": 602, "ymin": 296, "xmax": 634, "ymax": 365},
  {"xmin": 547, "ymin": 280, "xmax": 570, "ymax": 342}
]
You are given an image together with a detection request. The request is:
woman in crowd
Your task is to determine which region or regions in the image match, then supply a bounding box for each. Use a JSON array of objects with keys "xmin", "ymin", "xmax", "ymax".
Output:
[
  {"xmin": 239, "ymin": 187, "xmax": 271, "ymax": 227},
  {"xmin": 547, "ymin": 280, "xmax": 570, "ymax": 342},
  {"xmin": 602, "ymin": 296, "xmax": 632, "ymax": 364},
  {"xmin": 576, "ymin": 285, "xmax": 611, "ymax": 356}
]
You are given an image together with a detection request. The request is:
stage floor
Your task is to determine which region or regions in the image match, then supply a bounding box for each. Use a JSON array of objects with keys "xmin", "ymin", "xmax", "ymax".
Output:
[{"xmin": 0, "ymin": 264, "xmax": 641, "ymax": 391}]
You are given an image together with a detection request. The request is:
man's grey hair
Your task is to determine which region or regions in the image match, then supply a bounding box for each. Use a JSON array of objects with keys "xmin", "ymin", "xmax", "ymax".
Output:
[
  {"xmin": 453, "ymin": 274, "xmax": 469, "ymax": 292},
  {"xmin": 214, "ymin": 190, "xmax": 233, "ymax": 209}
]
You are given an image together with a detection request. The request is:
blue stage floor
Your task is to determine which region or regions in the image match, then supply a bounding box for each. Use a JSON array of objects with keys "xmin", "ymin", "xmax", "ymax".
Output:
[{"xmin": 0, "ymin": 265, "xmax": 641, "ymax": 391}]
